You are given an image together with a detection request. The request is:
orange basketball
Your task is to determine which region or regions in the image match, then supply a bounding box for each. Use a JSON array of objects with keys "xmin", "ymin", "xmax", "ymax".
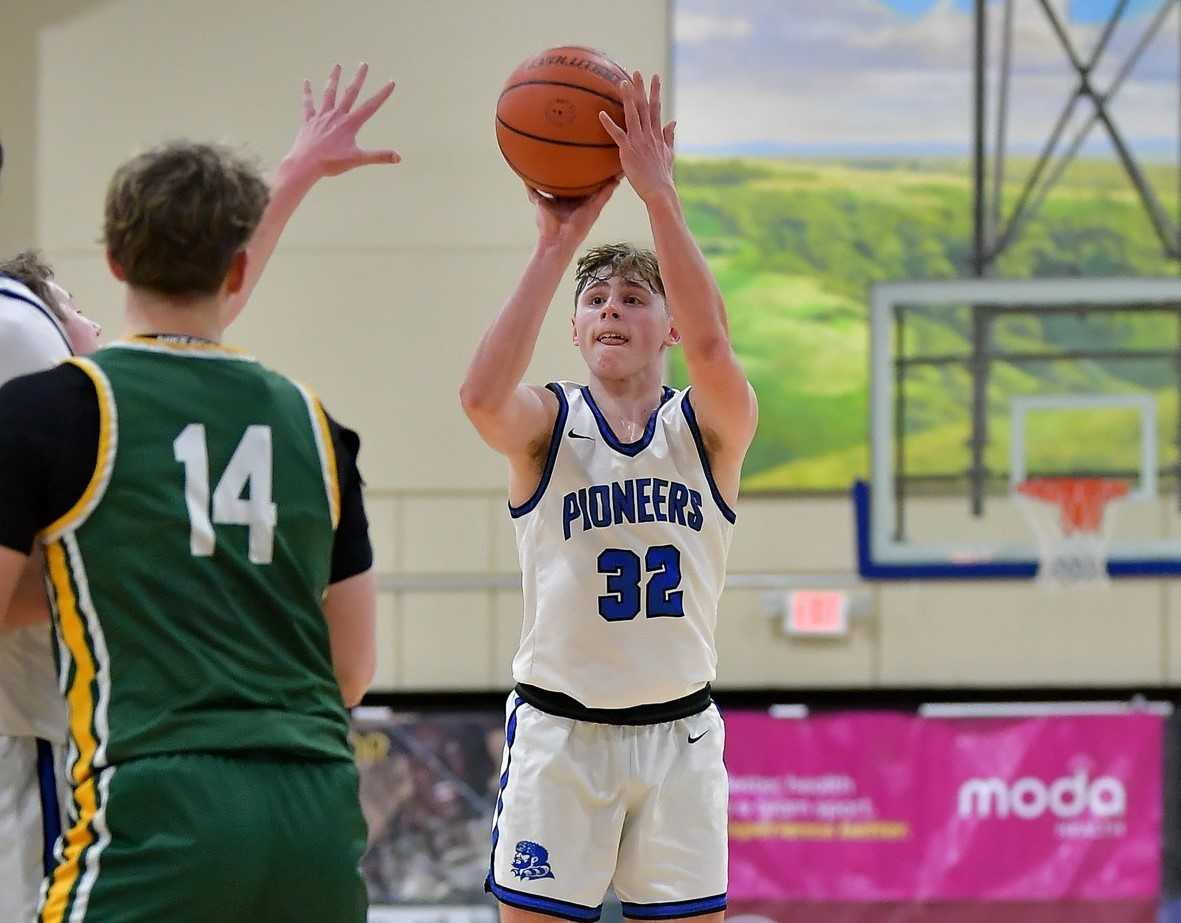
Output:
[{"xmin": 496, "ymin": 46, "xmax": 628, "ymax": 198}]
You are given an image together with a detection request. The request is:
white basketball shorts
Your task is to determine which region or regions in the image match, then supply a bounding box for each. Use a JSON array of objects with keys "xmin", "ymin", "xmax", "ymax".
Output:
[
  {"xmin": 0, "ymin": 736, "xmax": 67, "ymax": 922},
  {"xmin": 485, "ymin": 692, "xmax": 728, "ymax": 921}
]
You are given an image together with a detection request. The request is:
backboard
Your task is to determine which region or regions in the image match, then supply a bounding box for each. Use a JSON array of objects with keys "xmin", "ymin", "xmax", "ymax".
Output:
[{"xmin": 857, "ymin": 276, "xmax": 1181, "ymax": 579}]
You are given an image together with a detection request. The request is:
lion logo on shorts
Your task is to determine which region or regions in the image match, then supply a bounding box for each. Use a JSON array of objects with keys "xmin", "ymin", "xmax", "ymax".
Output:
[{"xmin": 511, "ymin": 840, "xmax": 556, "ymax": 881}]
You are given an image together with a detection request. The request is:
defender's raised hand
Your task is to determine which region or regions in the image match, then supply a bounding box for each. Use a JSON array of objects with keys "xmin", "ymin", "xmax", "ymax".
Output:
[
  {"xmin": 287, "ymin": 62, "xmax": 401, "ymax": 180},
  {"xmin": 598, "ymin": 71, "xmax": 676, "ymax": 204},
  {"xmin": 222, "ymin": 63, "xmax": 400, "ymax": 326}
]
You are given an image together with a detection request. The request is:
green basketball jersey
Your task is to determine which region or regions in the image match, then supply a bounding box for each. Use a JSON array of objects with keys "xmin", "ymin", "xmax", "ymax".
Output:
[{"xmin": 41, "ymin": 336, "xmax": 353, "ymax": 785}]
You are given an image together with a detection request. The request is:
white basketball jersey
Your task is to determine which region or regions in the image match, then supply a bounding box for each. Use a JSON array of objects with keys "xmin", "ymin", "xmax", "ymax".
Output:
[
  {"xmin": 0, "ymin": 276, "xmax": 70, "ymax": 741},
  {"xmin": 511, "ymin": 382, "xmax": 736, "ymax": 709}
]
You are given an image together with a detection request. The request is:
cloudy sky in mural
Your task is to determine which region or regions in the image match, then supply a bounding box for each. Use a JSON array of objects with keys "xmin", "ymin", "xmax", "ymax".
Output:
[{"xmin": 673, "ymin": 0, "xmax": 1177, "ymax": 156}]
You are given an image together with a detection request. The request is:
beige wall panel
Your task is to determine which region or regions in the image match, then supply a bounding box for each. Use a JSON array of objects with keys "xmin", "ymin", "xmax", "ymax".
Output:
[
  {"xmin": 729, "ymin": 497, "xmax": 853, "ymax": 573},
  {"xmin": 399, "ymin": 590, "xmax": 493, "ymax": 688},
  {"xmin": 493, "ymin": 590, "xmax": 526, "ymax": 690},
  {"xmin": 1163, "ymin": 584, "xmax": 1181, "ymax": 684},
  {"xmin": 1117, "ymin": 496, "xmax": 1169, "ymax": 540},
  {"xmin": 37, "ymin": 0, "xmax": 666, "ymax": 252},
  {"xmin": 492, "ymin": 503, "xmax": 521, "ymax": 573},
  {"xmin": 714, "ymin": 589, "xmax": 875, "ymax": 687},
  {"xmin": 1158, "ymin": 496, "xmax": 1181, "ymax": 545},
  {"xmin": 878, "ymin": 581, "xmax": 1163, "ymax": 686},
  {"xmin": 400, "ymin": 496, "xmax": 493, "ymax": 573},
  {"xmin": 899, "ymin": 493, "xmax": 1165, "ymax": 561},
  {"xmin": 0, "ymin": 2, "xmax": 98, "ymax": 249},
  {"xmin": 365, "ymin": 492, "xmax": 400, "ymax": 573},
  {"xmin": 0, "ymin": 3, "xmax": 42, "ymax": 253},
  {"xmin": 903, "ymin": 495, "xmax": 1038, "ymax": 557},
  {"xmin": 372, "ymin": 593, "xmax": 401, "ymax": 690}
]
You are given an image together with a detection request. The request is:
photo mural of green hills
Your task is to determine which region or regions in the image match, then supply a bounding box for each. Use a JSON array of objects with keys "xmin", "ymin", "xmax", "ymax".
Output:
[{"xmin": 671, "ymin": 156, "xmax": 1181, "ymax": 491}]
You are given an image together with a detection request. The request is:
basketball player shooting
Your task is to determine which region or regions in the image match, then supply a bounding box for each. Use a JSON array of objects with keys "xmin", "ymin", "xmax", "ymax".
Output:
[{"xmin": 461, "ymin": 71, "xmax": 757, "ymax": 922}]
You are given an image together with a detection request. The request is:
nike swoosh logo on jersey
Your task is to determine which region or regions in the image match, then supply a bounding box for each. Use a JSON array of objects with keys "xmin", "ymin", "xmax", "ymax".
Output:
[
  {"xmin": 688, "ymin": 730, "xmax": 710, "ymax": 744},
  {"xmin": 568, "ymin": 429, "xmax": 594, "ymax": 441}
]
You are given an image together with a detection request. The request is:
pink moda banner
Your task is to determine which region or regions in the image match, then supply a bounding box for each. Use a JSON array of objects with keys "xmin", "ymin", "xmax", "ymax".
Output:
[{"xmin": 725, "ymin": 711, "xmax": 1162, "ymax": 902}]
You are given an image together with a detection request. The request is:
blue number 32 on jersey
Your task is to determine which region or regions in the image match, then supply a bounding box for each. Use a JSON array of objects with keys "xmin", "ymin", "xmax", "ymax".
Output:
[{"xmin": 596, "ymin": 545, "xmax": 684, "ymax": 621}]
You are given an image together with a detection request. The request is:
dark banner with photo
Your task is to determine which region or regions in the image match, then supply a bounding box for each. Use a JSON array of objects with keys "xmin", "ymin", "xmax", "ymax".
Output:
[{"xmin": 352, "ymin": 708, "xmax": 503, "ymax": 917}]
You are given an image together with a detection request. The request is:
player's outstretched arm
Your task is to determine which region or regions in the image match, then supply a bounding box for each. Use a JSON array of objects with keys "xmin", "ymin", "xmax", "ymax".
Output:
[
  {"xmin": 223, "ymin": 63, "xmax": 401, "ymax": 328},
  {"xmin": 323, "ymin": 568, "xmax": 377, "ymax": 707},
  {"xmin": 601, "ymin": 73, "xmax": 757, "ymax": 475},
  {"xmin": 459, "ymin": 181, "xmax": 617, "ymax": 459}
]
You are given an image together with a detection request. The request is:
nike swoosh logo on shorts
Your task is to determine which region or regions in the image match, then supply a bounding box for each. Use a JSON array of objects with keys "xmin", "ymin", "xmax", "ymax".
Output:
[
  {"xmin": 688, "ymin": 730, "xmax": 709, "ymax": 744},
  {"xmin": 568, "ymin": 429, "xmax": 594, "ymax": 441}
]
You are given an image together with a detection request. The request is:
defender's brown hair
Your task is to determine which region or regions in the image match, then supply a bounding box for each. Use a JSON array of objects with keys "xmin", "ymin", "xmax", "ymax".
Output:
[{"xmin": 104, "ymin": 141, "xmax": 269, "ymax": 296}]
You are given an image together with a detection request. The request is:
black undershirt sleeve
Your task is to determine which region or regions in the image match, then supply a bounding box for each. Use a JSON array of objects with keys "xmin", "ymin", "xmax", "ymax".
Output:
[
  {"xmin": 0, "ymin": 363, "xmax": 98, "ymax": 553},
  {"xmin": 325, "ymin": 413, "xmax": 374, "ymax": 584}
]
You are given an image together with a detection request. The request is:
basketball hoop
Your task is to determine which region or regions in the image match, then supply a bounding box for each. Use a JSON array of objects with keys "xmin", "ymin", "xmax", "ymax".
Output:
[{"xmin": 1014, "ymin": 478, "xmax": 1130, "ymax": 588}]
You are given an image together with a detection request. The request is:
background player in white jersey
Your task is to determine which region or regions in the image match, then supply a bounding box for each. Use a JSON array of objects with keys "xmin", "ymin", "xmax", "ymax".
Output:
[
  {"xmin": 0, "ymin": 253, "xmax": 101, "ymax": 923},
  {"xmin": 461, "ymin": 72, "xmax": 757, "ymax": 922},
  {"xmin": 0, "ymin": 61, "xmax": 399, "ymax": 922}
]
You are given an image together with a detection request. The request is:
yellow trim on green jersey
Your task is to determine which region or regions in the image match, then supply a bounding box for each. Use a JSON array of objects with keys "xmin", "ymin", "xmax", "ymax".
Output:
[
  {"xmin": 41, "ymin": 358, "xmax": 117, "ymax": 542},
  {"xmin": 41, "ymin": 540, "xmax": 100, "ymax": 922},
  {"xmin": 297, "ymin": 384, "xmax": 341, "ymax": 530}
]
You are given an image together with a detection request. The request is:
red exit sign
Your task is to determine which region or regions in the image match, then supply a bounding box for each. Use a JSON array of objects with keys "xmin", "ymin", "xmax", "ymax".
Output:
[{"xmin": 786, "ymin": 590, "xmax": 849, "ymax": 637}]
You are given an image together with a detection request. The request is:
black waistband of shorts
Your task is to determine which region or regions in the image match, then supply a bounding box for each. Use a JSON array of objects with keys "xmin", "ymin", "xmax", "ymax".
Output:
[{"xmin": 514, "ymin": 683, "xmax": 712, "ymax": 725}]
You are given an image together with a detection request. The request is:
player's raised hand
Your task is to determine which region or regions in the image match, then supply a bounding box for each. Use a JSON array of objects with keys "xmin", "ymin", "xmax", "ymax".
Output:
[
  {"xmin": 598, "ymin": 72, "xmax": 676, "ymax": 205},
  {"xmin": 530, "ymin": 179, "xmax": 619, "ymax": 249},
  {"xmin": 222, "ymin": 64, "xmax": 400, "ymax": 327},
  {"xmin": 284, "ymin": 63, "xmax": 400, "ymax": 180}
]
